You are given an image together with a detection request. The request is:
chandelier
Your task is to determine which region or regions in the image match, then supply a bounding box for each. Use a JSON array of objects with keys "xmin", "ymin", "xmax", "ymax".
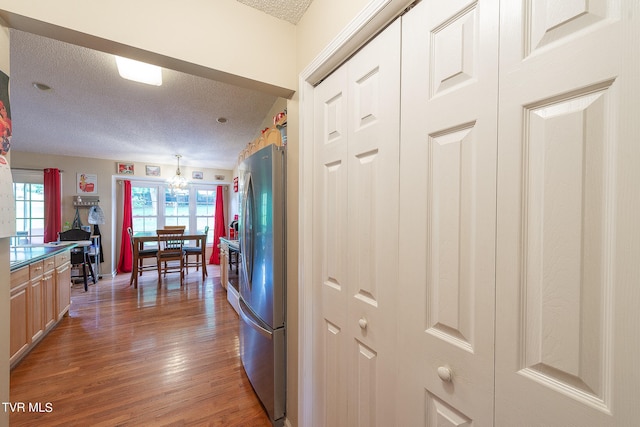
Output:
[{"xmin": 168, "ymin": 154, "xmax": 188, "ymax": 192}]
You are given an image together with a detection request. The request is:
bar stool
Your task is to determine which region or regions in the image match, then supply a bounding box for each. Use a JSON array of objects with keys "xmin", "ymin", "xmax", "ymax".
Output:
[{"xmin": 58, "ymin": 228, "xmax": 96, "ymax": 291}]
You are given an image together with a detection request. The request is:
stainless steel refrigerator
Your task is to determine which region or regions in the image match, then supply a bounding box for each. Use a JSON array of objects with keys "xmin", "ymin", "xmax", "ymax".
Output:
[{"xmin": 238, "ymin": 143, "xmax": 286, "ymax": 427}]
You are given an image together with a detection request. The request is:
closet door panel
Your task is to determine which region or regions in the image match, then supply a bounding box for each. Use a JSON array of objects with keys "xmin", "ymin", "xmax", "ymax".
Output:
[
  {"xmin": 312, "ymin": 18, "xmax": 401, "ymax": 427},
  {"xmin": 496, "ymin": 1, "xmax": 640, "ymax": 425},
  {"xmin": 313, "ymin": 64, "xmax": 349, "ymax": 427},
  {"xmin": 398, "ymin": 0, "xmax": 499, "ymax": 425},
  {"xmin": 346, "ymin": 19, "xmax": 401, "ymax": 427}
]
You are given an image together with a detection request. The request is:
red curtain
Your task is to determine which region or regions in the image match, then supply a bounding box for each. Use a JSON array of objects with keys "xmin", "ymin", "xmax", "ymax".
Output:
[
  {"xmin": 117, "ymin": 180, "xmax": 133, "ymax": 273},
  {"xmin": 209, "ymin": 185, "xmax": 226, "ymax": 265},
  {"xmin": 43, "ymin": 168, "xmax": 61, "ymax": 243}
]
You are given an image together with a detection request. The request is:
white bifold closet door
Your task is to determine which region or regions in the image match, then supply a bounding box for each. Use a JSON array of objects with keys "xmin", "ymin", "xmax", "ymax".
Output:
[
  {"xmin": 398, "ymin": 0, "xmax": 500, "ymax": 425},
  {"xmin": 312, "ymin": 18, "xmax": 401, "ymax": 427},
  {"xmin": 495, "ymin": 1, "xmax": 640, "ymax": 426}
]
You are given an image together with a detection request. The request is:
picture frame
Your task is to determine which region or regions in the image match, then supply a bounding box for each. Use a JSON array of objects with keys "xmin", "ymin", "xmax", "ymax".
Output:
[
  {"xmin": 145, "ymin": 165, "xmax": 161, "ymax": 176},
  {"xmin": 117, "ymin": 162, "xmax": 134, "ymax": 175},
  {"xmin": 77, "ymin": 173, "xmax": 98, "ymax": 194},
  {"xmin": 192, "ymin": 171, "xmax": 203, "ymax": 180}
]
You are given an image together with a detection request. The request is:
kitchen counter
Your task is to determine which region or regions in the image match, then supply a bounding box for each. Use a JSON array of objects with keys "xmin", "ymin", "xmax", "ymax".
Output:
[
  {"xmin": 10, "ymin": 242, "xmax": 75, "ymax": 368},
  {"xmin": 10, "ymin": 243, "xmax": 77, "ymax": 271},
  {"xmin": 219, "ymin": 238, "xmax": 240, "ymax": 315},
  {"xmin": 219, "ymin": 238, "xmax": 239, "ymax": 250}
]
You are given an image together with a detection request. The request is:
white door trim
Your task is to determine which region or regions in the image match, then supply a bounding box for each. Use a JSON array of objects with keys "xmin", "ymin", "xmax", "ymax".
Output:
[{"xmin": 297, "ymin": 1, "xmax": 412, "ymax": 424}]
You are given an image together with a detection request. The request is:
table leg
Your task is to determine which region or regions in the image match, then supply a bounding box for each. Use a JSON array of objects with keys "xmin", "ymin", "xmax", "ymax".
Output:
[
  {"xmin": 132, "ymin": 239, "xmax": 140, "ymax": 288},
  {"xmin": 201, "ymin": 237, "xmax": 206, "ymax": 281}
]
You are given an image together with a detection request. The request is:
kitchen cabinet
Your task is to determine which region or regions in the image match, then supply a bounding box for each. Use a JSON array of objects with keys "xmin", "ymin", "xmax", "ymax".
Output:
[
  {"xmin": 43, "ymin": 256, "xmax": 57, "ymax": 330},
  {"xmin": 9, "ymin": 266, "xmax": 30, "ymax": 367},
  {"xmin": 9, "ymin": 246, "xmax": 72, "ymax": 369},
  {"xmin": 29, "ymin": 261, "xmax": 45, "ymax": 343},
  {"xmin": 219, "ymin": 238, "xmax": 240, "ymax": 315},
  {"xmin": 55, "ymin": 250, "xmax": 71, "ymax": 320},
  {"xmin": 219, "ymin": 240, "xmax": 228, "ymax": 290}
]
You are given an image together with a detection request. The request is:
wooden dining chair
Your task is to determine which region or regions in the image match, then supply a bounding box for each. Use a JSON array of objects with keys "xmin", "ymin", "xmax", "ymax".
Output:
[
  {"xmin": 184, "ymin": 225, "xmax": 209, "ymax": 278},
  {"xmin": 156, "ymin": 228, "xmax": 186, "ymax": 285},
  {"xmin": 127, "ymin": 227, "xmax": 157, "ymax": 287},
  {"xmin": 164, "ymin": 225, "xmax": 186, "ymax": 230}
]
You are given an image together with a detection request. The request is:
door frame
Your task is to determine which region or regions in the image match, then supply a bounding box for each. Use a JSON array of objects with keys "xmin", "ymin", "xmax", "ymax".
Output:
[{"xmin": 297, "ymin": 0, "xmax": 413, "ymax": 424}]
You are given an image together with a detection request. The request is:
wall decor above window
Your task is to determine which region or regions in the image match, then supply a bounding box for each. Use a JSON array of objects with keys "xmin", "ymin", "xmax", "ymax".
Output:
[
  {"xmin": 117, "ymin": 162, "xmax": 134, "ymax": 175},
  {"xmin": 146, "ymin": 165, "xmax": 161, "ymax": 176}
]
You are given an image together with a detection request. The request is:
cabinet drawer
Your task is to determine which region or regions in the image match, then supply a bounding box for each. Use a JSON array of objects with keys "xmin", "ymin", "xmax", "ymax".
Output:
[
  {"xmin": 43, "ymin": 256, "xmax": 56, "ymax": 272},
  {"xmin": 10, "ymin": 267, "xmax": 30, "ymax": 290},
  {"xmin": 55, "ymin": 250, "xmax": 71, "ymax": 266},
  {"xmin": 30, "ymin": 261, "xmax": 44, "ymax": 278}
]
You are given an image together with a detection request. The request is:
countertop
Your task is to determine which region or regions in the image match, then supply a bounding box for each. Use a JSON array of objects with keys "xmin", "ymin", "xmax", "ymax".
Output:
[
  {"xmin": 219, "ymin": 238, "xmax": 240, "ymax": 251},
  {"xmin": 10, "ymin": 243, "xmax": 77, "ymax": 271}
]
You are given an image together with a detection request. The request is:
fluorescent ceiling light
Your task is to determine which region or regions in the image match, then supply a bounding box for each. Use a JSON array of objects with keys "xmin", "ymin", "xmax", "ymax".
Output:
[{"xmin": 115, "ymin": 56, "xmax": 162, "ymax": 86}]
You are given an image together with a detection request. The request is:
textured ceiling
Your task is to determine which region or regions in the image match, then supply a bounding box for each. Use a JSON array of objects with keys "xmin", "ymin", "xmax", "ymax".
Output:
[
  {"xmin": 236, "ymin": 0, "xmax": 313, "ymax": 24},
  {"xmin": 6, "ymin": 0, "xmax": 315, "ymax": 171}
]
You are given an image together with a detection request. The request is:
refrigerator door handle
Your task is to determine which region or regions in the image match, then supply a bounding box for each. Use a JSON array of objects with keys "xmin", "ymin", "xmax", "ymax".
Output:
[
  {"xmin": 239, "ymin": 299, "xmax": 273, "ymax": 340},
  {"xmin": 240, "ymin": 172, "xmax": 254, "ymax": 289}
]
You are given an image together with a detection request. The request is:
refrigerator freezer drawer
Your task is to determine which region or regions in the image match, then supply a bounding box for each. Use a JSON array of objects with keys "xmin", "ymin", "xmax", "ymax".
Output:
[{"xmin": 239, "ymin": 298, "xmax": 285, "ymax": 426}]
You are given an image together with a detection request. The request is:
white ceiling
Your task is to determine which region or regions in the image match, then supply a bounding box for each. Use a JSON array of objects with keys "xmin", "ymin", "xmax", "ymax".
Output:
[
  {"xmin": 6, "ymin": 0, "xmax": 314, "ymax": 171},
  {"xmin": 237, "ymin": 0, "xmax": 313, "ymax": 24}
]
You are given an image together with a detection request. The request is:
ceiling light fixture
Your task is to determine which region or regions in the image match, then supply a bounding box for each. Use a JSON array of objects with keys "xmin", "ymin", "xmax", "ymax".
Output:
[
  {"xmin": 115, "ymin": 56, "xmax": 162, "ymax": 86},
  {"xmin": 168, "ymin": 154, "xmax": 188, "ymax": 193},
  {"xmin": 33, "ymin": 82, "xmax": 51, "ymax": 91},
  {"xmin": 216, "ymin": 117, "xmax": 228, "ymax": 124}
]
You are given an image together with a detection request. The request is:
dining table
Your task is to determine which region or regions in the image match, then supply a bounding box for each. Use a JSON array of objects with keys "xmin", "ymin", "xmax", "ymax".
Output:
[{"xmin": 131, "ymin": 230, "xmax": 207, "ymax": 288}]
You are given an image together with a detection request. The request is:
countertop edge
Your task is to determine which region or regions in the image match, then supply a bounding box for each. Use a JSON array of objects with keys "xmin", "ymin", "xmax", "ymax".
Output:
[{"xmin": 10, "ymin": 243, "xmax": 78, "ymax": 272}]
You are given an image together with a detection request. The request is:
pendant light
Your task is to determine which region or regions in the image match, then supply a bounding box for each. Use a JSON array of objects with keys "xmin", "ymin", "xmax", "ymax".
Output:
[{"xmin": 168, "ymin": 154, "xmax": 188, "ymax": 192}]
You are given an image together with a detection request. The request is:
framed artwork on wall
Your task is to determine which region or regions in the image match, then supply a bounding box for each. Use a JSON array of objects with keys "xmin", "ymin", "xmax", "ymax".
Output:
[
  {"xmin": 192, "ymin": 171, "xmax": 203, "ymax": 180},
  {"xmin": 0, "ymin": 70, "xmax": 12, "ymax": 156},
  {"xmin": 77, "ymin": 173, "xmax": 98, "ymax": 194},
  {"xmin": 146, "ymin": 165, "xmax": 161, "ymax": 176},
  {"xmin": 117, "ymin": 162, "xmax": 134, "ymax": 174}
]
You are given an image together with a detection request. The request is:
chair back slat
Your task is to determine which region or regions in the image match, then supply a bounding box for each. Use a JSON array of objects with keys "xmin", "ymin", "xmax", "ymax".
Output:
[
  {"xmin": 157, "ymin": 229, "xmax": 185, "ymax": 253},
  {"xmin": 59, "ymin": 228, "xmax": 91, "ymax": 241}
]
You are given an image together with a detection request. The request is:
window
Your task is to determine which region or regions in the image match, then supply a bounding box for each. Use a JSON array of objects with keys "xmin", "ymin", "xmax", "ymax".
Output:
[
  {"xmin": 130, "ymin": 180, "xmax": 217, "ymax": 245},
  {"xmin": 131, "ymin": 184, "xmax": 159, "ymax": 233},
  {"xmin": 12, "ymin": 171, "xmax": 45, "ymax": 246},
  {"xmin": 164, "ymin": 188, "xmax": 190, "ymax": 228},
  {"xmin": 194, "ymin": 187, "xmax": 216, "ymax": 242}
]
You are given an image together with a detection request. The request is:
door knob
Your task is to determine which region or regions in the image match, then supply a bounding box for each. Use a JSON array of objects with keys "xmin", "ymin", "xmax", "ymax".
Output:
[
  {"xmin": 437, "ymin": 366, "xmax": 453, "ymax": 382},
  {"xmin": 358, "ymin": 317, "xmax": 368, "ymax": 329}
]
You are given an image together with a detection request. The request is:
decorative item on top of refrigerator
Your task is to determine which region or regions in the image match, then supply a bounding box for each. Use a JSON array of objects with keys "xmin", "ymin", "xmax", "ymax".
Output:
[{"xmin": 238, "ymin": 143, "xmax": 286, "ymax": 427}]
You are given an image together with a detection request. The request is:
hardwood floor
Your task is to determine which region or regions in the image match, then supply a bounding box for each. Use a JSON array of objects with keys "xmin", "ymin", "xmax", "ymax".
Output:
[{"xmin": 10, "ymin": 265, "xmax": 272, "ymax": 427}]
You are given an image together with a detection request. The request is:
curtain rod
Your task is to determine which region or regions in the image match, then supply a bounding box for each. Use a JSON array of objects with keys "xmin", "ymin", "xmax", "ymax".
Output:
[{"xmin": 12, "ymin": 167, "xmax": 65, "ymax": 172}]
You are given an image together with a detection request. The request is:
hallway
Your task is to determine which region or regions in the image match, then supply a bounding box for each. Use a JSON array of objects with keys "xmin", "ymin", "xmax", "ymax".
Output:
[{"xmin": 10, "ymin": 265, "xmax": 271, "ymax": 426}]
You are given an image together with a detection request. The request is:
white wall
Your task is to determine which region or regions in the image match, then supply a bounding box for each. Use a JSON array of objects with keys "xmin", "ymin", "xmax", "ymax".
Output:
[
  {"xmin": 296, "ymin": 0, "xmax": 371, "ymax": 71},
  {"xmin": 0, "ymin": 0, "xmax": 296, "ymax": 98}
]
